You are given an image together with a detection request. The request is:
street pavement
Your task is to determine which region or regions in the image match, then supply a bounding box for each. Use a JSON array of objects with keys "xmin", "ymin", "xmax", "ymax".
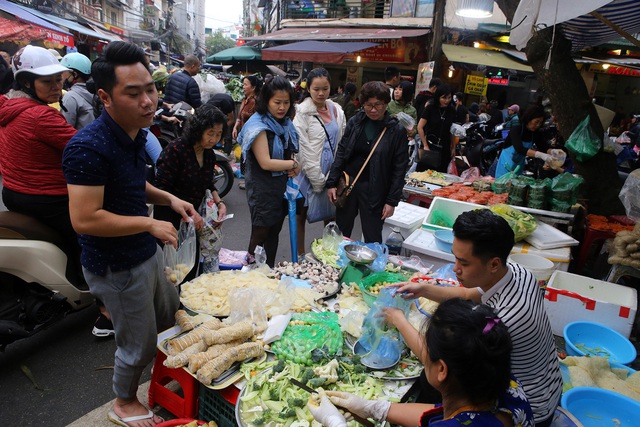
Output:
[{"xmin": 0, "ymin": 179, "xmax": 361, "ymax": 426}]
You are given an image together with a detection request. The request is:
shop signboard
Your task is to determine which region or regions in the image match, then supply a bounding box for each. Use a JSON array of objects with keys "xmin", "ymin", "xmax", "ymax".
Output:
[
  {"xmin": 464, "ymin": 75, "xmax": 488, "ymax": 96},
  {"xmin": 415, "ymin": 61, "xmax": 435, "ymax": 93},
  {"xmin": 415, "ymin": 0, "xmax": 435, "ymax": 17},
  {"xmin": 104, "ymin": 23, "xmax": 125, "ymax": 36},
  {"xmin": 488, "ymin": 76, "xmax": 509, "ymax": 85},
  {"xmin": 355, "ymin": 39, "xmax": 406, "ymax": 63}
]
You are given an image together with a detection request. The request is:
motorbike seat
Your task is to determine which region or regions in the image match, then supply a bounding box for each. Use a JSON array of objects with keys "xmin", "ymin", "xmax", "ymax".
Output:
[
  {"xmin": 0, "ymin": 211, "xmax": 66, "ymax": 249},
  {"xmin": 483, "ymin": 138, "xmax": 503, "ymax": 145}
]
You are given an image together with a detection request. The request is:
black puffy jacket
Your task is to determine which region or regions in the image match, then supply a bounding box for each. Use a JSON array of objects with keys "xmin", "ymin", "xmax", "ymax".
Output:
[
  {"xmin": 326, "ymin": 111, "xmax": 408, "ymax": 209},
  {"xmin": 163, "ymin": 70, "xmax": 201, "ymax": 107}
]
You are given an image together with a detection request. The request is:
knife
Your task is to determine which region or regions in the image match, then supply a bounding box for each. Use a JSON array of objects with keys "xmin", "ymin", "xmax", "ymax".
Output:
[{"xmin": 288, "ymin": 378, "xmax": 376, "ymax": 427}]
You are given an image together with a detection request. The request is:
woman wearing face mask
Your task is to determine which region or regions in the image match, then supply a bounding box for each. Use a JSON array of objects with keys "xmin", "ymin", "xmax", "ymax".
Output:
[
  {"xmin": 60, "ymin": 52, "xmax": 95, "ymax": 130},
  {"xmin": 416, "ymin": 84, "xmax": 456, "ymax": 173},
  {"xmin": 293, "ymin": 68, "xmax": 346, "ymax": 255},
  {"xmin": 238, "ymin": 75, "xmax": 300, "ymax": 266},
  {"xmin": 494, "ymin": 106, "xmax": 550, "ymax": 179}
]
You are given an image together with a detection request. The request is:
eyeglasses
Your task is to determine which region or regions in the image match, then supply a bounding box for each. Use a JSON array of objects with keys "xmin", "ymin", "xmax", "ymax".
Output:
[{"xmin": 363, "ymin": 102, "xmax": 387, "ymax": 111}]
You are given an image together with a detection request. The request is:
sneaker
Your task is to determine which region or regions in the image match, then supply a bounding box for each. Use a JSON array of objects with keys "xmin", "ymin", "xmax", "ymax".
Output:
[{"xmin": 92, "ymin": 314, "xmax": 115, "ymax": 338}]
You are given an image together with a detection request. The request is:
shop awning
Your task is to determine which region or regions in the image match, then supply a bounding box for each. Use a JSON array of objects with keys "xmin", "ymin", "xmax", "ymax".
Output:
[
  {"xmin": 0, "ymin": 15, "xmax": 48, "ymax": 43},
  {"xmin": 442, "ymin": 44, "xmax": 533, "ymax": 73},
  {"xmin": 0, "ymin": 0, "xmax": 73, "ymax": 47},
  {"xmin": 245, "ymin": 27, "xmax": 429, "ymax": 41},
  {"xmin": 86, "ymin": 23, "xmax": 123, "ymax": 42},
  {"xmin": 261, "ymin": 41, "xmax": 379, "ymax": 64},
  {"xmin": 13, "ymin": 3, "xmax": 120, "ymax": 42}
]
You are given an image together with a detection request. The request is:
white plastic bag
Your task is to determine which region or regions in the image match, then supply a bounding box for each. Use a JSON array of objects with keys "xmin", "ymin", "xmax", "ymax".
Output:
[
  {"xmin": 619, "ymin": 169, "xmax": 640, "ymax": 222},
  {"xmin": 198, "ymin": 74, "xmax": 226, "ymax": 104},
  {"xmin": 163, "ymin": 219, "xmax": 197, "ymax": 285}
]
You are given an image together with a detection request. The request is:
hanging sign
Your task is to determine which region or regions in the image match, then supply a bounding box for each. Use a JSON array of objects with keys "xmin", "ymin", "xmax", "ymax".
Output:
[
  {"xmin": 415, "ymin": 61, "xmax": 435, "ymax": 93},
  {"xmin": 464, "ymin": 75, "xmax": 488, "ymax": 96}
]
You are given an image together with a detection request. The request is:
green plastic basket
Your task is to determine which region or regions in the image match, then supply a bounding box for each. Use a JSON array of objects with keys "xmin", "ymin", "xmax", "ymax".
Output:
[{"xmin": 198, "ymin": 385, "xmax": 236, "ymax": 427}]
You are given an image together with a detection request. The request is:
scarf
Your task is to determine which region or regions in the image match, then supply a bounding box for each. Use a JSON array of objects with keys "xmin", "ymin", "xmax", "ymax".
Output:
[{"xmin": 238, "ymin": 112, "xmax": 299, "ymax": 177}]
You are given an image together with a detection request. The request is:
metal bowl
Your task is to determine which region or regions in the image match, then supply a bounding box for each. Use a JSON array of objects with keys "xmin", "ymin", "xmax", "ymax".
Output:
[{"xmin": 344, "ymin": 244, "xmax": 378, "ymax": 265}]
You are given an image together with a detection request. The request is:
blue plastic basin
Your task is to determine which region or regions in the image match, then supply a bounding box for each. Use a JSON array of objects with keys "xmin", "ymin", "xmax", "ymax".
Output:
[
  {"xmin": 563, "ymin": 321, "xmax": 637, "ymax": 365},
  {"xmin": 561, "ymin": 387, "xmax": 640, "ymax": 427},
  {"xmin": 433, "ymin": 230, "xmax": 454, "ymax": 253}
]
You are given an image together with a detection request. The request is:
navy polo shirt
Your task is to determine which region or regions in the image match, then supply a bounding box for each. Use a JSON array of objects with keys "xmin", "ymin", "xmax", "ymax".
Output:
[{"xmin": 62, "ymin": 110, "xmax": 157, "ymax": 276}]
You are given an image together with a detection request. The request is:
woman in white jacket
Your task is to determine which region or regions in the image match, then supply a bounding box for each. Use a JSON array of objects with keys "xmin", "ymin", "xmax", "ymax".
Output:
[{"xmin": 293, "ymin": 68, "xmax": 346, "ymax": 255}]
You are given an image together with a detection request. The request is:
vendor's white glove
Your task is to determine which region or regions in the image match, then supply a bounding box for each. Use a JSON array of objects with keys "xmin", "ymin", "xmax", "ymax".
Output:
[
  {"xmin": 326, "ymin": 391, "xmax": 391, "ymax": 422},
  {"xmin": 534, "ymin": 151, "xmax": 551, "ymax": 162},
  {"xmin": 307, "ymin": 395, "xmax": 348, "ymax": 427}
]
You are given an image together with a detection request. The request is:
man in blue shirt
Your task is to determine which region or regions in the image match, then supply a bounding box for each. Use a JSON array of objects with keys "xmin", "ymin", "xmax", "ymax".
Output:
[{"xmin": 62, "ymin": 41, "xmax": 202, "ymax": 427}]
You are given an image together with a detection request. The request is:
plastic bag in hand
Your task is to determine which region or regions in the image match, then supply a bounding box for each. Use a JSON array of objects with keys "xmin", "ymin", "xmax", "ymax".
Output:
[
  {"xmin": 396, "ymin": 111, "xmax": 415, "ymax": 131},
  {"xmin": 198, "ymin": 190, "xmax": 223, "ymax": 273},
  {"xmin": 163, "ymin": 219, "xmax": 197, "ymax": 285}
]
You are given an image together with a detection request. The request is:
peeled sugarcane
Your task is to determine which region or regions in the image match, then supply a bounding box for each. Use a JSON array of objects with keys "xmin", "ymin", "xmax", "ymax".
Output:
[
  {"xmin": 167, "ymin": 318, "xmax": 223, "ymax": 355},
  {"xmin": 196, "ymin": 342, "xmax": 264, "ymax": 384},
  {"xmin": 187, "ymin": 340, "xmax": 244, "ymax": 373},
  {"xmin": 202, "ymin": 320, "xmax": 254, "ymax": 346}
]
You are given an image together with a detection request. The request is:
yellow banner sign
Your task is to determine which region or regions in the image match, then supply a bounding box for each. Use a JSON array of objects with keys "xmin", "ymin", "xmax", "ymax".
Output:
[{"xmin": 465, "ymin": 75, "xmax": 488, "ymax": 96}]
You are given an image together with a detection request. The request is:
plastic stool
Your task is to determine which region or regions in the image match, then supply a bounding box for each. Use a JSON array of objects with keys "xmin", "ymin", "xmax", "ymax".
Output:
[
  {"xmin": 607, "ymin": 264, "xmax": 640, "ymax": 284},
  {"xmin": 574, "ymin": 225, "xmax": 616, "ymax": 275},
  {"xmin": 148, "ymin": 350, "xmax": 198, "ymax": 418}
]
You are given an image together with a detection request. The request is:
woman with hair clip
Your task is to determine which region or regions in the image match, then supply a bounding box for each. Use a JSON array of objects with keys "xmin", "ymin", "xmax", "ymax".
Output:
[
  {"xmin": 308, "ymin": 298, "xmax": 534, "ymax": 427},
  {"xmin": 293, "ymin": 67, "xmax": 346, "ymax": 255},
  {"xmin": 238, "ymin": 75, "xmax": 300, "ymax": 266}
]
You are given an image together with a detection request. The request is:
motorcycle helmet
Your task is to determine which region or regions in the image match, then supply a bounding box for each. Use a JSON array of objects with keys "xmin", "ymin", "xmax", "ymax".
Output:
[
  {"xmin": 12, "ymin": 46, "xmax": 69, "ymax": 79},
  {"xmin": 60, "ymin": 52, "xmax": 91, "ymax": 76}
]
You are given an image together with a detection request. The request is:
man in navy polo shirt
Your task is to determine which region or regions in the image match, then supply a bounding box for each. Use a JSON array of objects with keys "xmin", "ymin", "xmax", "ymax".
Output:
[{"xmin": 63, "ymin": 42, "xmax": 202, "ymax": 427}]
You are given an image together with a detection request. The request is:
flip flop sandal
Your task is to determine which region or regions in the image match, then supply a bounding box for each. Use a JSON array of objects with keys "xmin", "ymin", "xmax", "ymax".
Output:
[{"xmin": 108, "ymin": 409, "xmax": 164, "ymax": 427}]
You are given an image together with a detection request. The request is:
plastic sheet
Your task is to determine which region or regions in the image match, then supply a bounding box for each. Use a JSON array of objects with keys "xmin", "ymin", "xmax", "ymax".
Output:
[{"xmin": 619, "ymin": 169, "xmax": 640, "ymax": 222}]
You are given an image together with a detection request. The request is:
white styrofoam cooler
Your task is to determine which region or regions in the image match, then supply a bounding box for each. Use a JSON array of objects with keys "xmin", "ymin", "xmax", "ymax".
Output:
[
  {"xmin": 544, "ymin": 270, "xmax": 638, "ymax": 338},
  {"xmin": 511, "ymin": 242, "xmax": 570, "ymax": 272},
  {"xmin": 382, "ymin": 202, "xmax": 429, "ymax": 242}
]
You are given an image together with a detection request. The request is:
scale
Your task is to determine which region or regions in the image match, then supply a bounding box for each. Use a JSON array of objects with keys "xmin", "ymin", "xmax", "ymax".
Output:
[{"xmin": 339, "ymin": 244, "xmax": 377, "ymax": 285}]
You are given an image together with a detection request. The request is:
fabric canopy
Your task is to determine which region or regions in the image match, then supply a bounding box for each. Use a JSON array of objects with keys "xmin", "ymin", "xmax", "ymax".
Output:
[
  {"xmin": 0, "ymin": 15, "xmax": 48, "ymax": 43},
  {"xmin": 0, "ymin": 0, "xmax": 73, "ymax": 47},
  {"xmin": 14, "ymin": 3, "xmax": 120, "ymax": 42},
  {"xmin": 245, "ymin": 27, "xmax": 429, "ymax": 41},
  {"xmin": 207, "ymin": 46, "xmax": 262, "ymax": 62},
  {"xmin": 510, "ymin": 0, "xmax": 640, "ymax": 52},
  {"xmin": 261, "ymin": 41, "xmax": 379, "ymax": 64},
  {"xmin": 442, "ymin": 44, "xmax": 533, "ymax": 73}
]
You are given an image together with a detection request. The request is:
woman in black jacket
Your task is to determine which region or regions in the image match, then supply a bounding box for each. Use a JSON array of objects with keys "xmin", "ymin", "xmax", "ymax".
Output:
[{"xmin": 326, "ymin": 81, "xmax": 408, "ymax": 243}]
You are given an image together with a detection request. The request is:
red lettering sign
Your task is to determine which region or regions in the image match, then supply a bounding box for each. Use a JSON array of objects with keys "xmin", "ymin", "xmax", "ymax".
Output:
[
  {"xmin": 488, "ymin": 76, "xmax": 509, "ymax": 85},
  {"xmin": 45, "ymin": 29, "xmax": 74, "ymax": 47},
  {"xmin": 606, "ymin": 66, "xmax": 640, "ymax": 77},
  {"xmin": 348, "ymin": 39, "xmax": 406, "ymax": 63}
]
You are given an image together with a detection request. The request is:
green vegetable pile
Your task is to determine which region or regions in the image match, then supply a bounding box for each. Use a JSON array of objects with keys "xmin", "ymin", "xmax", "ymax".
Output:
[
  {"xmin": 311, "ymin": 239, "xmax": 340, "ymax": 268},
  {"xmin": 239, "ymin": 357, "xmax": 394, "ymax": 427},
  {"xmin": 271, "ymin": 312, "xmax": 343, "ymax": 366},
  {"xmin": 225, "ymin": 77, "xmax": 245, "ymax": 103},
  {"xmin": 489, "ymin": 204, "xmax": 538, "ymax": 241}
]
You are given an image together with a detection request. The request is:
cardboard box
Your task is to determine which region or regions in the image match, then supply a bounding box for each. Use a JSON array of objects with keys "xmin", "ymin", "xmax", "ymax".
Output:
[{"xmin": 544, "ymin": 270, "xmax": 638, "ymax": 338}]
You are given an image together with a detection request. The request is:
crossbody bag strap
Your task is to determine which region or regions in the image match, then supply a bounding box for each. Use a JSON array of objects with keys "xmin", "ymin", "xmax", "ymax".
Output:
[
  {"xmin": 349, "ymin": 127, "xmax": 387, "ymax": 189},
  {"xmin": 314, "ymin": 115, "xmax": 334, "ymax": 153}
]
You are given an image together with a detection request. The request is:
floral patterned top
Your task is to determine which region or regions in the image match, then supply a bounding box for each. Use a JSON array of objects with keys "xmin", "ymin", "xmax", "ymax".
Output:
[{"xmin": 420, "ymin": 376, "xmax": 535, "ymax": 427}]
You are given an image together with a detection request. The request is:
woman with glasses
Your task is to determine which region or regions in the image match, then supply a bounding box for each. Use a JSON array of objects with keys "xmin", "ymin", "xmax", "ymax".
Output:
[
  {"xmin": 326, "ymin": 81, "xmax": 408, "ymax": 243},
  {"xmin": 416, "ymin": 84, "xmax": 456, "ymax": 172}
]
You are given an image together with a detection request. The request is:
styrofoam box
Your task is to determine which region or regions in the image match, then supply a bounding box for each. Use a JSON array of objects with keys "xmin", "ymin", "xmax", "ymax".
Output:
[
  {"xmin": 544, "ymin": 270, "xmax": 638, "ymax": 338},
  {"xmin": 422, "ymin": 197, "xmax": 481, "ymax": 231},
  {"xmin": 382, "ymin": 201, "xmax": 429, "ymax": 243},
  {"xmin": 512, "ymin": 242, "xmax": 570, "ymax": 272}
]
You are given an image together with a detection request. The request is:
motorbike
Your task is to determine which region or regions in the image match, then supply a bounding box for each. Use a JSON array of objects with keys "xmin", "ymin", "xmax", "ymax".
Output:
[
  {"xmin": 148, "ymin": 102, "xmax": 235, "ymax": 198},
  {"xmin": 0, "ymin": 212, "xmax": 94, "ymax": 350},
  {"xmin": 453, "ymin": 122, "xmax": 505, "ymax": 176}
]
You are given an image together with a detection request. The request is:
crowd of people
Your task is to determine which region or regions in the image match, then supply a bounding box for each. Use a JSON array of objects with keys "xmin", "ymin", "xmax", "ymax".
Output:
[{"xmin": 0, "ymin": 43, "xmax": 578, "ymax": 427}]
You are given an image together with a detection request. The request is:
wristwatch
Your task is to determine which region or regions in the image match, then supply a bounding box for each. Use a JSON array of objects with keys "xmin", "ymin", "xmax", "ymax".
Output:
[
  {"xmin": 292, "ymin": 159, "xmax": 299, "ymax": 169},
  {"xmin": 216, "ymin": 200, "xmax": 225, "ymax": 207}
]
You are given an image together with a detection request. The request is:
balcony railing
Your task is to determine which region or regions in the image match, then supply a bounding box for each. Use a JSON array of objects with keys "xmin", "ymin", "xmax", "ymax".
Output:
[
  {"xmin": 283, "ymin": 0, "xmax": 391, "ymax": 20},
  {"xmin": 78, "ymin": 2, "xmax": 102, "ymax": 20}
]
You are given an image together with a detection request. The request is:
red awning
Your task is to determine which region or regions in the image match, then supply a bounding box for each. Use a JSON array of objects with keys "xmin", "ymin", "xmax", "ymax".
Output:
[
  {"xmin": 0, "ymin": 0, "xmax": 74, "ymax": 47},
  {"xmin": 0, "ymin": 15, "xmax": 47, "ymax": 43},
  {"xmin": 261, "ymin": 41, "xmax": 380, "ymax": 64},
  {"xmin": 245, "ymin": 27, "xmax": 429, "ymax": 41}
]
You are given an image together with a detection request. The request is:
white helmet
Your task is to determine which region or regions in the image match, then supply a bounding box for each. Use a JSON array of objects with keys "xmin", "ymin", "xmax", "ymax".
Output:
[{"xmin": 12, "ymin": 45, "xmax": 69, "ymax": 78}]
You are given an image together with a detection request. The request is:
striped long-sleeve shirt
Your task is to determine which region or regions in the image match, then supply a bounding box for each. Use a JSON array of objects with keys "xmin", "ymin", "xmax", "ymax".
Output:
[{"xmin": 482, "ymin": 263, "xmax": 563, "ymax": 423}]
